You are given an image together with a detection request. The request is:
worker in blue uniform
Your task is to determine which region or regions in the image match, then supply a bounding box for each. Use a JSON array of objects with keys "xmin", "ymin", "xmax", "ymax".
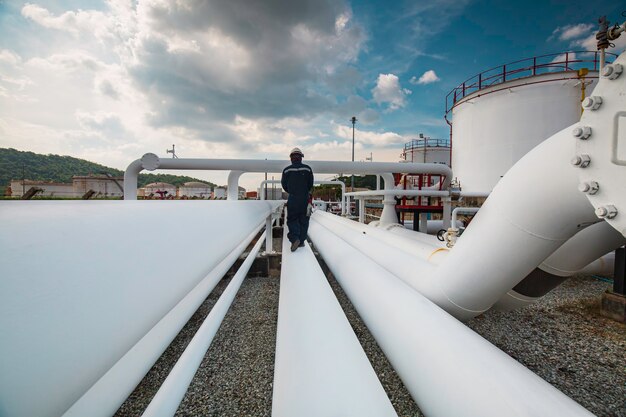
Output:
[{"xmin": 281, "ymin": 148, "xmax": 314, "ymax": 252}]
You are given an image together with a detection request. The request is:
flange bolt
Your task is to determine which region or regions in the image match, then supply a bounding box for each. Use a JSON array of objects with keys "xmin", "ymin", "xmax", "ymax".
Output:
[
  {"xmin": 578, "ymin": 181, "xmax": 599, "ymax": 195},
  {"xmin": 572, "ymin": 126, "xmax": 592, "ymax": 139},
  {"xmin": 601, "ymin": 63, "xmax": 623, "ymax": 80},
  {"xmin": 582, "ymin": 96, "xmax": 603, "ymax": 111},
  {"xmin": 571, "ymin": 154, "xmax": 591, "ymax": 168},
  {"xmin": 595, "ymin": 205, "xmax": 617, "ymax": 219}
]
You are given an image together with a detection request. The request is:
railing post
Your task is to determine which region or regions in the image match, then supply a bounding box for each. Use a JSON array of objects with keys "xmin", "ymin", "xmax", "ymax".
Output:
[
  {"xmin": 532, "ymin": 57, "xmax": 536, "ymax": 75},
  {"xmin": 502, "ymin": 65, "xmax": 506, "ymax": 82},
  {"xmin": 565, "ymin": 52, "xmax": 569, "ymax": 71},
  {"xmin": 462, "ymin": 82, "xmax": 466, "ymax": 97},
  {"xmin": 265, "ymin": 214, "xmax": 274, "ymax": 254},
  {"xmin": 478, "ymin": 73, "xmax": 482, "ymax": 90}
]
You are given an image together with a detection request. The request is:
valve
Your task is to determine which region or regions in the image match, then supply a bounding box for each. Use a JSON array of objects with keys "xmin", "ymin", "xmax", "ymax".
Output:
[{"xmin": 444, "ymin": 227, "xmax": 459, "ymax": 248}]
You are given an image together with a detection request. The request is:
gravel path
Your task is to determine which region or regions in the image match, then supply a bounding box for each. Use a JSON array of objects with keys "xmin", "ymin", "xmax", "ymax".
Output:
[{"xmin": 116, "ymin": 270, "xmax": 624, "ymax": 417}]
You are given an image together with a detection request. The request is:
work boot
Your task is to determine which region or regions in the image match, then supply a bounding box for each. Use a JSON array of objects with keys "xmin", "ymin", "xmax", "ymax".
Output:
[
  {"xmin": 299, "ymin": 241, "xmax": 305, "ymax": 247},
  {"xmin": 290, "ymin": 239, "xmax": 300, "ymax": 252}
]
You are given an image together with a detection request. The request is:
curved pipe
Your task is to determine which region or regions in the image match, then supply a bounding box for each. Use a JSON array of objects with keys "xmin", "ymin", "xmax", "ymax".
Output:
[
  {"xmin": 227, "ymin": 170, "xmax": 244, "ymax": 200},
  {"xmin": 451, "ymin": 207, "xmax": 479, "ymax": 229},
  {"xmin": 493, "ymin": 221, "xmax": 626, "ymax": 311},
  {"xmin": 312, "ymin": 123, "xmax": 598, "ymax": 320}
]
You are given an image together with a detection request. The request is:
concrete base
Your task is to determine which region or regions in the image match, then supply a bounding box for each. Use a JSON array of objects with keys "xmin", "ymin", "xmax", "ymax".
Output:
[{"xmin": 600, "ymin": 291, "xmax": 626, "ymax": 323}]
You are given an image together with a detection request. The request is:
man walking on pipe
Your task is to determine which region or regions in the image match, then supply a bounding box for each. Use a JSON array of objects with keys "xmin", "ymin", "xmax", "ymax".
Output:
[{"xmin": 281, "ymin": 148, "xmax": 314, "ymax": 252}]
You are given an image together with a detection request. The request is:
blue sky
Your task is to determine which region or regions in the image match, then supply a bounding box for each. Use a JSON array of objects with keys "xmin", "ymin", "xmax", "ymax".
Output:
[{"xmin": 0, "ymin": 0, "xmax": 624, "ymax": 187}]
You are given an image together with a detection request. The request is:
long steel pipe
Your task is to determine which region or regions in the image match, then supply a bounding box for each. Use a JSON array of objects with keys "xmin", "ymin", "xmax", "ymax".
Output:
[
  {"xmin": 308, "ymin": 218, "xmax": 594, "ymax": 417},
  {"xmin": 272, "ymin": 233, "xmax": 397, "ymax": 417},
  {"xmin": 141, "ymin": 231, "xmax": 268, "ymax": 417},
  {"xmin": 124, "ymin": 154, "xmax": 452, "ymax": 225},
  {"xmin": 64, "ymin": 220, "xmax": 266, "ymax": 417},
  {"xmin": 0, "ymin": 200, "xmax": 279, "ymax": 417}
]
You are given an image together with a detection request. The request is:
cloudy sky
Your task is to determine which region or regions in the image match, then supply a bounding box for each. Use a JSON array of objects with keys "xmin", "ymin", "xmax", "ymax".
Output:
[{"xmin": 1, "ymin": 0, "xmax": 625, "ymax": 188}]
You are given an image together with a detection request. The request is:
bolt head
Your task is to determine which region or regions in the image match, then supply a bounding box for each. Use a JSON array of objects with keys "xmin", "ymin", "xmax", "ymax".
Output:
[
  {"xmin": 571, "ymin": 154, "xmax": 591, "ymax": 167},
  {"xmin": 572, "ymin": 126, "xmax": 592, "ymax": 139},
  {"xmin": 578, "ymin": 181, "xmax": 599, "ymax": 194},
  {"xmin": 602, "ymin": 63, "xmax": 623, "ymax": 80},
  {"xmin": 595, "ymin": 205, "xmax": 618, "ymax": 219},
  {"xmin": 582, "ymin": 96, "xmax": 602, "ymax": 110}
]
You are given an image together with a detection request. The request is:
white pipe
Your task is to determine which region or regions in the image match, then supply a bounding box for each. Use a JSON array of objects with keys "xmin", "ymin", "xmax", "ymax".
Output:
[
  {"xmin": 142, "ymin": 231, "xmax": 267, "ymax": 417},
  {"xmin": 124, "ymin": 155, "xmax": 452, "ymax": 225},
  {"xmin": 123, "ymin": 154, "xmax": 452, "ymax": 200},
  {"xmin": 272, "ymin": 233, "xmax": 397, "ymax": 417},
  {"xmin": 539, "ymin": 221, "xmax": 625, "ymax": 277},
  {"xmin": 308, "ymin": 219, "xmax": 594, "ymax": 417},
  {"xmin": 312, "ymin": 124, "xmax": 599, "ymax": 320},
  {"xmin": 64, "ymin": 220, "xmax": 266, "ymax": 417},
  {"xmin": 493, "ymin": 221, "xmax": 625, "ymax": 311},
  {"xmin": 579, "ymin": 251, "xmax": 615, "ymax": 276},
  {"xmin": 227, "ymin": 170, "xmax": 244, "ymax": 200},
  {"xmin": 451, "ymin": 207, "xmax": 479, "ymax": 228},
  {"xmin": 345, "ymin": 190, "xmax": 449, "ymax": 197},
  {"xmin": 400, "ymin": 220, "xmax": 463, "ymax": 235},
  {"xmin": 0, "ymin": 200, "xmax": 278, "ymax": 417}
]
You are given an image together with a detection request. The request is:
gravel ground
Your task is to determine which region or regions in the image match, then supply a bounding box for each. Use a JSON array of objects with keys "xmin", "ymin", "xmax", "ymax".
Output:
[
  {"xmin": 116, "ymin": 269, "xmax": 624, "ymax": 417},
  {"xmin": 467, "ymin": 275, "xmax": 626, "ymax": 417}
]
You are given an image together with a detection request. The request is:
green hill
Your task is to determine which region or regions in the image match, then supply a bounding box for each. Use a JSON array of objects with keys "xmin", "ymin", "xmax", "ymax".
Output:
[{"xmin": 0, "ymin": 148, "xmax": 217, "ymax": 195}]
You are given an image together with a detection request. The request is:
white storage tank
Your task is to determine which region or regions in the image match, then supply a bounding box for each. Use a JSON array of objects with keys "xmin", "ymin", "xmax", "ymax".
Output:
[
  {"xmin": 448, "ymin": 52, "xmax": 607, "ymax": 193},
  {"xmin": 401, "ymin": 136, "xmax": 450, "ymax": 166},
  {"xmin": 179, "ymin": 181, "xmax": 211, "ymax": 199},
  {"xmin": 144, "ymin": 182, "xmax": 176, "ymax": 198}
]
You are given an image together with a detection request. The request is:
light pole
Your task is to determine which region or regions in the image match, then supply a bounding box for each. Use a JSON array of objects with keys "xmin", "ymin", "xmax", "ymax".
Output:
[{"xmin": 350, "ymin": 116, "xmax": 357, "ymax": 192}]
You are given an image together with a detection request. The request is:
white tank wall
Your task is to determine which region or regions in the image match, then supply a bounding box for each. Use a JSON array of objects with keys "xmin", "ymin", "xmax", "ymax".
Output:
[
  {"xmin": 451, "ymin": 72, "xmax": 598, "ymax": 193},
  {"xmin": 406, "ymin": 148, "xmax": 450, "ymax": 165}
]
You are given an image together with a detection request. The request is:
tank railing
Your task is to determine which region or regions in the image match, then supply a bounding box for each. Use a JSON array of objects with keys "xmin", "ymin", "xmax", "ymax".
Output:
[
  {"xmin": 403, "ymin": 138, "xmax": 450, "ymax": 151},
  {"xmin": 445, "ymin": 51, "xmax": 618, "ymax": 113}
]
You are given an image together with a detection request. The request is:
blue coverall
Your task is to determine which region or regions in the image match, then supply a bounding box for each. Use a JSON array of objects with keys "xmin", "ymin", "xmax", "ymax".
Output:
[{"xmin": 281, "ymin": 161, "xmax": 314, "ymax": 244}]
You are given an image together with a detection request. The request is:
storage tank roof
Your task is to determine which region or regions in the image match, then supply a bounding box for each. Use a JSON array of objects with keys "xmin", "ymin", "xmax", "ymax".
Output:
[
  {"xmin": 182, "ymin": 181, "xmax": 210, "ymax": 187},
  {"xmin": 145, "ymin": 182, "xmax": 175, "ymax": 188}
]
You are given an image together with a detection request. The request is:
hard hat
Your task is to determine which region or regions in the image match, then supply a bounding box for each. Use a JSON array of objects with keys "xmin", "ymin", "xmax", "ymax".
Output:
[{"xmin": 290, "ymin": 147, "xmax": 304, "ymax": 157}]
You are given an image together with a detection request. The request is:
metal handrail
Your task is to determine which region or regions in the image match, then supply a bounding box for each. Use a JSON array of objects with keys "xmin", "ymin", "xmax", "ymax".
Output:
[
  {"xmin": 403, "ymin": 138, "xmax": 451, "ymax": 150},
  {"xmin": 445, "ymin": 51, "xmax": 618, "ymax": 113}
]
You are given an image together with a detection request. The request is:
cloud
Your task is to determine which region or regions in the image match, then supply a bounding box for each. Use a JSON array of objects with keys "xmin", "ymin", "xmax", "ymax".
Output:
[
  {"xmin": 410, "ymin": 70, "xmax": 440, "ymax": 85},
  {"xmin": 551, "ymin": 23, "xmax": 594, "ymax": 41},
  {"xmin": 334, "ymin": 124, "xmax": 407, "ymax": 146},
  {"xmin": 372, "ymin": 73, "xmax": 411, "ymax": 110}
]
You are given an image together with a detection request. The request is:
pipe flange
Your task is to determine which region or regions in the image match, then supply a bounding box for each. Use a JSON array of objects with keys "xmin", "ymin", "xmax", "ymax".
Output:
[
  {"xmin": 576, "ymin": 51, "xmax": 626, "ymax": 237},
  {"xmin": 141, "ymin": 153, "xmax": 160, "ymax": 171}
]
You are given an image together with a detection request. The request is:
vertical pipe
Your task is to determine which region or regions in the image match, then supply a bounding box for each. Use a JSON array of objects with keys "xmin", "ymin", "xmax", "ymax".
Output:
[
  {"xmin": 359, "ymin": 198, "xmax": 365, "ymax": 223},
  {"xmin": 227, "ymin": 171, "xmax": 244, "ymax": 200}
]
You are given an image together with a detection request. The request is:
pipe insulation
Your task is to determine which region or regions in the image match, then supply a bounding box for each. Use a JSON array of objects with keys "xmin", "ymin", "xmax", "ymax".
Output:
[
  {"xmin": 493, "ymin": 220, "xmax": 625, "ymax": 311},
  {"xmin": 272, "ymin": 234, "xmax": 397, "ymax": 417},
  {"xmin": 0, "ymin": 200, "xmax": 280, "ymax": 417},
  {"xmin": 142, "ymin": 231, "xmax": 268, "ymax": 417},
  {"xmin": 308, "ymin": 219, "xmax": 594, "ymax": 417}
]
